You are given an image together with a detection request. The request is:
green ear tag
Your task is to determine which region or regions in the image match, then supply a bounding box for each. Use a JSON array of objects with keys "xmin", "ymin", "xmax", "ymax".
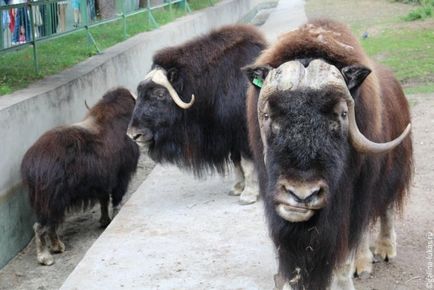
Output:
[{"xmin": 253, "ymin": 77, "xmax": 263, "ymax": 88}]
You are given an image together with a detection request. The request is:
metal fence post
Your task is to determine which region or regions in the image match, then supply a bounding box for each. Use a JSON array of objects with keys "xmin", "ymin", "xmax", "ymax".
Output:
[
  {"xmin": 81, "ymin": 0, "xmax": 88, "ymax": 26},
  {"xmin": 28, "ymin": 2, "xmax": 39, "ymax": 74},
  {"xmin": 184, "ymin": 0, "xmax": 191, "ymax": 13},
  {"xmin": 121, "ymin": 0, "xmax": 127, "ymax": 39},
  {"xmin": 80, "ymin": 0, "xmax": 100, "ymax": 54},
  {"xmin": 46, "ymin": 3, "xmax": 53, "ymax": 35},
  {"xmin": 0, "ymin": 7, "xmax": 3, "ymax": 50},
  {"xmin": 147, "ymin": 0, "xmax": 159, "ymax": 28}
]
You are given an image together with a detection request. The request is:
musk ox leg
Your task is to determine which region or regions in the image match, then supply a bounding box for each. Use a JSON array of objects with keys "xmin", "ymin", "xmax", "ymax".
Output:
[
  {"xmin": 354, "ymin": 229, "xmax": 374, "ymax": 276},
  {"xmin": 112, "ymin": 204, "xmax": 121, "ymax": 218},
  {"xmin": 273, "ymin": 271, "xmax": 292, "ymax": 290},
  {"xmin": 228, "ymin": 159, "xmax": 245, "ymax": 196},
  {"xmin": 239, "ymin": 158, "xmax": 259, "ymax": 205},
  {"xmin": 111, "ymin": 173, "xmax": 130, "ymax": 218},
  {"xmin": 48, "ymin": 226, "xmax": 65, "ymax": 254},
  {"xmin": 33, "ymin": 223, "xmax": 54, "ymax": 266},
  {"xmin": 99, "ymin": 196, "xmax": 111, "ymax": 228},
  {"xmin": 331, "ymin": 253, "xmax": 356, "ymax": 290},
  {"xmin": 374, "ymin": 207, "xmax": 397, "ymax": 261}
]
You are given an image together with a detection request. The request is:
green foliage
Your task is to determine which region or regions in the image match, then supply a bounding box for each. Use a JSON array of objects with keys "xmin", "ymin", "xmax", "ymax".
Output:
[
  {"xmin": 0, "ymin": 0, "xmax": 216, "ymax": 96},
  {"xmin": 404, "ymin": 5, "xmax": 432, "ymax": 20},
  {"xmin": 401, "ymin": 0, "xmax": 434, "ymax": 21}
]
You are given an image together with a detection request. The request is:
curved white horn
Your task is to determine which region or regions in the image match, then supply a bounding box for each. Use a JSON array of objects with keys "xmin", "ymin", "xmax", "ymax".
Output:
[
  {"xmin": 151, "ymin": 69, "xmax": 195, "ymax": 109},
  {"xmin": 343, "ymin": 93, "xmax": 411, "ymax": 154}
]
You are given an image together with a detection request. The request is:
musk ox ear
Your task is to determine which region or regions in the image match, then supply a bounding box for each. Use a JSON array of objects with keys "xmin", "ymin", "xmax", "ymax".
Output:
[
  {"xmin": 167, "ymin": 67, "xmax": 184, "ymax": 92},
  {"xmin": 242, "ymin": 64, "xmax": 272, "ymax": 89},
  {"xmin": 341, "ymin": 65, "xmax": 371, "ymax": 91}
]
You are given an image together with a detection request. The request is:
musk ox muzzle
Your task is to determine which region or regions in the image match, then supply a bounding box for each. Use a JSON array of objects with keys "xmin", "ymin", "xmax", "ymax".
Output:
[{"xmin": 275, "ymin": 178, "xmax": 328, "ymax": 222}]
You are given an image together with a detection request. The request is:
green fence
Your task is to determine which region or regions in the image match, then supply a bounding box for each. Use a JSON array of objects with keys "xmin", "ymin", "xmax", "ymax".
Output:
[{"xmin": 0, "ymin": 0, "xmax": 197, "ymax": 74}]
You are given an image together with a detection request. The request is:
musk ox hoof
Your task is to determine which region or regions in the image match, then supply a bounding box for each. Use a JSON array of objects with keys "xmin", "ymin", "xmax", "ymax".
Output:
[
  {"xmin": 112, "ymin": 205, "xmax": 121, "ymax": 218},
  {"xmin": 354, "ymin": 255, "xmax": 373, "ymax": 276},
  {"xmin": 355, "ymin": 245, "xmax": 373, "ymax": 276},
  {"xmin": 51, "ymin": 240, "xmax": 65, "ymax": 254},
  {"xmin": 239, "ymin": 191, "xmax": 259, "ymax": 205},
  {"xmin": 374, "ymin": 236, "xmax": 396, "ymax": 261},
  {"xmin": 37, "ymin": 251, "xmax": 54, "ymax": 266},
  {"xmin": 229, "ymin": 181, "xmax": 245, "ymax": 196},
  {"xmin": 99, "ymin": 217, "xmax": 112, "ymax": 228}
]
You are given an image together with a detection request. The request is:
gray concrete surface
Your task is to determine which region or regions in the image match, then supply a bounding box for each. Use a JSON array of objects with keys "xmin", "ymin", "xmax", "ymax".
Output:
[
  {"xmin": 60, "ymin": 1, "xmax": 307, "ymax": 289},
  {"xmin": 0, "ymin": 0, "xmax": 265, "ymax": 269},
  {"xmin": 61, "ymin": 166, "xmax": 277, "ymax": 290}
]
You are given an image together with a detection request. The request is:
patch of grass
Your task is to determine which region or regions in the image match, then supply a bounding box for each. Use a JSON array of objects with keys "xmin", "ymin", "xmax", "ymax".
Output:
[
  {"xmin": 404, "ymin": 83, "xmax": 434, "ymax": 94},
  {"xmin": 361, "ymin": 27, "xmax": 434, "ymax": 83},
  {"xmin": 306, "ymin": 0, "xmax": 434, "ymax": 94},
  {"xmin": 0, "ymin": 0, "xmax": 217, "ymax": 96},
  {"xmin": 404, "ymin": 5, "xmax": 433, "ymax": 20}
]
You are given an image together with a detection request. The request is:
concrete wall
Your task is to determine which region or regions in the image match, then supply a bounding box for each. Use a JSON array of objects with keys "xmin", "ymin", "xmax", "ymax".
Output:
[{"xmin": 0, "ymin": 0, "xmax": 264, "ymax": 269}]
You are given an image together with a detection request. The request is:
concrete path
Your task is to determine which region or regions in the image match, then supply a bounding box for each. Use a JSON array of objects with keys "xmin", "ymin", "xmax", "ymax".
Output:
[
  {"xmin": 60, "ymin": 1, "xmax": 307, "ymax": 289},
  {"xmin": 260, "ymin": 0, "xmax": 307, "ymax": 42},
  {"xmin": 61, "ymin": 166, "xmax": 276, "ymax": 290}
]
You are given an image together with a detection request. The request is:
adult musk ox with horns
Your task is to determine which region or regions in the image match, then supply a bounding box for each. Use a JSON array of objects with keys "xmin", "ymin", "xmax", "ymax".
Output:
[
  {"xmin": 21, "ymin": 88, "xmax": 139, "ymax": 266},
  {"xmin": 244, "ymin": 19, "xmax": 413, "ymax": 289},
  {"xmin": 127, "ymin": 25, "xmax": 267, "ymax": 204}
]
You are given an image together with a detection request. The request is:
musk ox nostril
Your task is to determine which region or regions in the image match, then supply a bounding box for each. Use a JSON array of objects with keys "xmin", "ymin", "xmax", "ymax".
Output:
[
  {"xmin": 304, "ymin": 188, "xmax": 322, "ymax": 203},
  {"xmin": 284, "ymin": 185, "xmax": 324, "ymax": 203},
  {"xmin": 132, "ymin": 133, "xmax": 142, "ymax": 141},
  {"xmin": 286, "ymin": 189, "xmax": 304, "ymax": 203}
]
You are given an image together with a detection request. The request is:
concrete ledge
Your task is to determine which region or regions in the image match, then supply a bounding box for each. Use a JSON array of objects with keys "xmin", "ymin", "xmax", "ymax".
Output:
[
  {"xmin": 60, "ymin": 166, "xmax": 276, "ymax": 290},
  {"xmin": 0, "ymin": 0, "xmax": 265, "ymax": 269}
]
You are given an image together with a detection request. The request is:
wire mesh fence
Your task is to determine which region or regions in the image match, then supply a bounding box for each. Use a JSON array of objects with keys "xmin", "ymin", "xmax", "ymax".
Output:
[{"xmin": 0, "ymin": 0, "xmax": 197, "ymax": 73}]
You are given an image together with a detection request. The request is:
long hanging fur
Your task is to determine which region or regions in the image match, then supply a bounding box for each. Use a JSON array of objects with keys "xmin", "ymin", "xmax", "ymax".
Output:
[
  {"xmin": 131, "ymin": 24, "xmax": 267, "ymax": 176},
  {"xmin": 246, "ymin": 19, "xmax": 413, "ymax": 289},
  {"xmin": 21, "ymin": 87, "xmax": 140, "ymax": 228}
]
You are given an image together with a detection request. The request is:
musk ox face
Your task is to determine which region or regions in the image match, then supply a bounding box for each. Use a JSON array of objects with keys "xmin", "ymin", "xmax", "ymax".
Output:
[
  {"xmin": 127, "ymin": 67, "xmax": 195, "ymax": 148},
  {"xmin": 263, "ymin": 86, "xmax": 350, "ymax": 222},
  {"xmin": 246, "ymin": 59, "xmax": 410, "ymax": 223}
]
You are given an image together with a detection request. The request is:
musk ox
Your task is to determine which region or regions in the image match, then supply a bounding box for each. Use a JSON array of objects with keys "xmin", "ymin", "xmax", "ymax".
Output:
[
  {"xmin": 127, "ymin": 24, "xmax": 267, "ymax": 204},
  {"xmin": 21, "ymin": 88, "xmax": 140, "ymax": 266},
  {"xmin": 244, "ymin": 19, "xmax": 413, "ymax": 289}
]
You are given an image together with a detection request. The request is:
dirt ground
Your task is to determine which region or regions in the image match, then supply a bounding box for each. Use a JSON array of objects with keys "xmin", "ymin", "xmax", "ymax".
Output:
[
  {"xmin": 0, "ymin": 1, "xmax": 433, "ymax": 289},
  {"xmin": 351, "ymin": 93, "xmax": 434, "ymax": 290}
]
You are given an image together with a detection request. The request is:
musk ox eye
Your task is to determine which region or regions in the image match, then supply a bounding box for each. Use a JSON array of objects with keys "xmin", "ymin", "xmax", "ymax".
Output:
[
  {"xmin": 341, "ymin": 111, "xmax": 348, "ymax": 118},
  {"xmin": 152, "ymin": 88, "xmax": 166, "ymax": 101},
  {"xmin": 264, "ymin": 113, "xmax": 270, "ymax": 120}
]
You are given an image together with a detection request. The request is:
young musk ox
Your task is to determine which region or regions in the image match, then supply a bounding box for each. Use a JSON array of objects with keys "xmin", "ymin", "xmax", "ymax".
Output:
[
  {"xmin": 244, "ymin": 19, "xmax": 413, "ymax": 289},
  {"xmin": 127, "ymin": 24, "xmax": 267, "ymax": 204},
  {"xmin": 21, "ymin": 88, "xmax": 140, "ymax": 266}
]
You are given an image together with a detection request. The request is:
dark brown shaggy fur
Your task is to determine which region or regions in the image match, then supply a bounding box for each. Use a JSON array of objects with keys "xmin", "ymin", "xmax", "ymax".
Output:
[
  {"xmin": 130, "ymin": 24, "xmax": 267, "ymax": 175},
  {"xmin": 21, "ymin": 87, "xmax": 140, "ymax": 228},
  {"xmin": 246, "ymin": 19, "xmax": 413, "ymax": 289}
]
